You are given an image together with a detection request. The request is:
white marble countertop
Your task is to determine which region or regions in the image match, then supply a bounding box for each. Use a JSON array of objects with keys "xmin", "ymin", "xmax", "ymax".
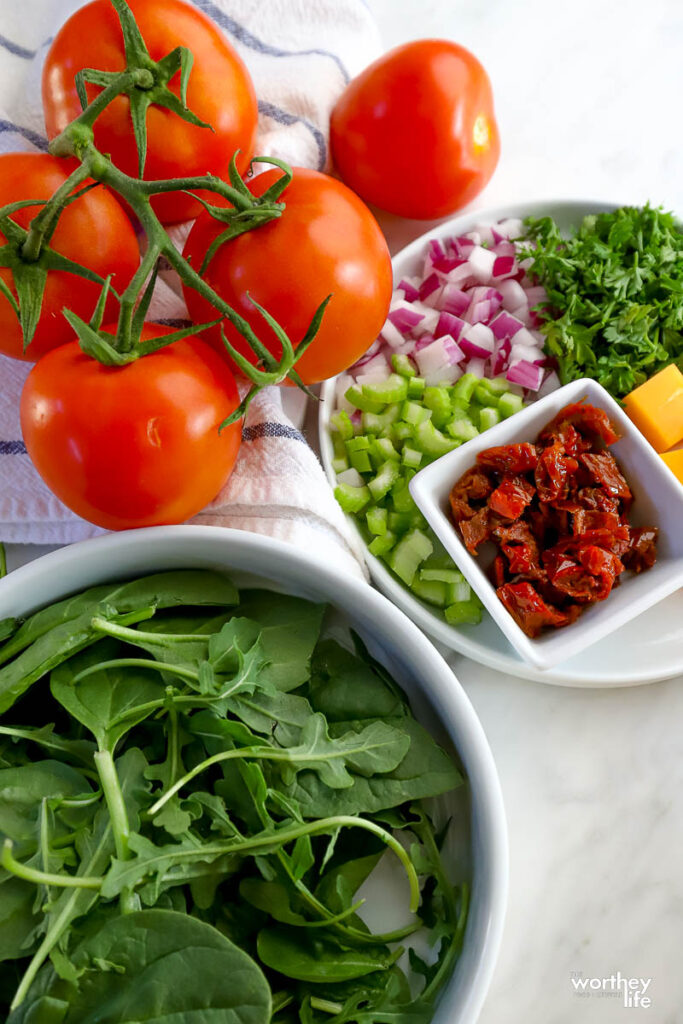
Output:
[
  {"xmin": 3, "ymin": 1, "xmax": 683, "ymax": 1021},
  {"xmin": 368, "ymin": 2, "xmax": 683, "ymax": 1022}
]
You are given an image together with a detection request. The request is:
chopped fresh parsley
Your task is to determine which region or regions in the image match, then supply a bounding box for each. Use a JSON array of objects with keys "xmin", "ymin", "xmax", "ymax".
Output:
[{"xmin": 519, "ymin": 204, "xmax": 683, "ymax": 398}]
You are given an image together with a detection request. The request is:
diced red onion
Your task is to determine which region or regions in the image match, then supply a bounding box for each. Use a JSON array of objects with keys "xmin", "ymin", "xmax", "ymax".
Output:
[
  {"xmin": 433, "ymin": 255, "xmax": 467, "ymax": 274},
  {"xmin": 506, "ymin": 360, "xmax": 544, "ymax": 390},
  {"xmin": 425, "ymin": 362, "xmax": 463, "ymax": 386},
  {"xmin": 439, "ymin": 284, "xmax": 470, "ymax": 316},
  {"xmin": 462, "ymin": 322, "xmax": 495, "ymax": 354},
  {"xmin": 493, "ymin": 240, "xmax": 516, "ymax": 257},
  {"xmin": 415, "ymin": 337, "xmax": 463, "ymax": 377},
  {"xmin": 466, "ymin": 357, "xmax": 487, "ymax": 377},
  {"xmin": 414, "ymin": 333, "xmax": 435, "ymax": 351},
  {"xmin": 429, "ymin": 238, "xmax": 446, "ymax": 262},
  {"xmin": 419, "ymin": 272, "xmax": 441, "ymax": 300},
  {"xmin": 492, "ymin": 255, "xmax": 516, "ymax": 279},
  {"xmin": 398, "ymin": 277, "xmax": 420, "ymax": 302},
  {"xmin": 498, "ymin": 279, "xmax": 528, "ymax": 310},
  {"xmin": 468, "ymin": 245, "xmax": 497, "ymax": 283},
  {"xmin": 435, "ymin": 311, "xmax": 466, "ymax": 341},
  {"xmin": 537, "ymin": 369, "xmax": 561, "ymax": 399},
  {"xmin": 489, "ymin": 311, "xmax": 524, "ymax": 340},
  {"xmin": 354, "ymin": 353, "xmax": 388, "ymax": 376},
  {"xmin": 524, "ymin": 285, "xmax": 548, "ymax": 308},
  {"xmin": 388, "ymin": 304, "xmax": 424, "ymax": 333},
  {"xmin": 380, "ymin": 320, "xmax": 406, "ymax": 348},
  {"xmin": 353, "ymin": 340, "xmax": 382, "ymax": 368},
  {"xmin": 495, "ymin": 218, "xmax": 524, "ymax": 240}
]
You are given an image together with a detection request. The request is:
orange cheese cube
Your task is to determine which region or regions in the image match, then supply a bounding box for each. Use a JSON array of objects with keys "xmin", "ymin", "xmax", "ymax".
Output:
[
  {"xmin": 624, "ymin": 364, "xmax": 683, "ymax": 452},
  {"xmin": 660, "ymin": 448, "xmax": 683, "ymax": 486}
]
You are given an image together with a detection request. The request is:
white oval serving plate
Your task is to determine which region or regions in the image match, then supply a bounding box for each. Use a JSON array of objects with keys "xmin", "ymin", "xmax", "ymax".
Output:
[{"xmin": 319, "ymin": 200, "xmax": 683, "ymax": 687}]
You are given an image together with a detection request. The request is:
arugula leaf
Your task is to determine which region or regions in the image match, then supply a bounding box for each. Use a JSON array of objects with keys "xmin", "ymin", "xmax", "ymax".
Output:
[
  {"xmin": 521, "ymin": 204, "xmax": 683, "ymax": 398},
  {"xmin": 257, "ymin": 927, "xmax": 398, "ymax": 984}
]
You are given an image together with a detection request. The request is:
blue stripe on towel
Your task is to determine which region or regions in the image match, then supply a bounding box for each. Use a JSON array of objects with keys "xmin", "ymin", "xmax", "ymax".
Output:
[
  {"xmin": 257, "ymin": 100, "xmax": 326, "ymax": 170},
  {"xmin": 0, "ymin": 119, "xmax": 48, "ymax": 151},
  {"xmin": 242, "ymin": 422, "xmax": 307, "ymax": 445},
  {"xmin": 0, "ymin": 33, "xmax": 36, "ymax": 59},
  {"xmin": 0, "ymin": 441, "xmax": 27, "ymax": 455},
  {"xmin": 191, "ymin": 0, "xmax": 350, "ymax": 83}
]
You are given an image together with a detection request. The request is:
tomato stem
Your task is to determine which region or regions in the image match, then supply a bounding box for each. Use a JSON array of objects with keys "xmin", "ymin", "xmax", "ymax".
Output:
[{"xmin": 17, "ymin": 0, "xmax": 325, "ymax": 414}]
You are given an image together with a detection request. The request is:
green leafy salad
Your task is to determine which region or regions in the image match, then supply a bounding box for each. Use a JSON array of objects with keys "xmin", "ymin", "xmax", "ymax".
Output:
[
  {"xmin": 521, "ymin": 204, "xmax": 683, "ymax": 399},
  {"xmin": 0, "ymin": 571, "xmax": 468, "ymax": 1023}
]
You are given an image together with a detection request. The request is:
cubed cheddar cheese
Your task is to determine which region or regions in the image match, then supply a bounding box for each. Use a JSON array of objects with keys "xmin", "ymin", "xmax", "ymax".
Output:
[
  {"xmin": 624, "ymin": 364, "xmax": 683, "ymax": 452},
  {"xmin": 660, "ymin": 448, "xmax": 683, "ymax": 486}
]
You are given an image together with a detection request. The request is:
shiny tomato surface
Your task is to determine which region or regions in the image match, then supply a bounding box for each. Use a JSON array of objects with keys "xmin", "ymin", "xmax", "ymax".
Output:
[
  {"xmin": 182, "ymin": 167, "xmax": 392, "ymax": 384},
  {"xmin": 21, "ymin": 327, "xmax": 242, "ymax": 529},
  {"xmin": 42, "ymin": 0, "xmax": 258, "ymax": 223},
  {"xmin": 0, "ymin": 153, "xmax": 139, "ymax": 361},
  {"xmin": 330, "ymin": 40, "xmax": 500, "ymax": 219}
]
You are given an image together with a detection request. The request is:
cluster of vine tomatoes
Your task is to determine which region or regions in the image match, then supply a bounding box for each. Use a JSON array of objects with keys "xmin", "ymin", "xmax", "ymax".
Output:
[{"xmin": 2, "ymin": 0, "xmax": 498, "ymax": 530}]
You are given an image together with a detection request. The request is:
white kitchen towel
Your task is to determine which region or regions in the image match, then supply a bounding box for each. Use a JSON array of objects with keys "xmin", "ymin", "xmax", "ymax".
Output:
[{"xmin": 0, "ymin": 0, "xmax": 381, "ymax": 575}]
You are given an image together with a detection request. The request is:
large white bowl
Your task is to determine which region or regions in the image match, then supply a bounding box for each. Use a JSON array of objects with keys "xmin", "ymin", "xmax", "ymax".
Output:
[
  {"xmin": 319, "ymin": 199, "xmax": 683, "ymax": 686},
  {"xmin": 0, "ymin": 526, "xmax": 507, "ymax": 1024}
]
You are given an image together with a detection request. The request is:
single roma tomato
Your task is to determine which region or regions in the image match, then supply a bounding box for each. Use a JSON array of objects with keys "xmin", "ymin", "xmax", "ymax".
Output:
[
  {"xmin": 42, "ymin": 0, "xmax": 258, "ymax": 224},
  {"xmin": 20, "ymin": 327, "xmax": 241, "ymax": 530},
  {"xmin": 0, "ymin": 153, "xmax": 139, "ymax": 362},
  {"xmin": 182, "ymin": 167, "xmax": 392, "ymax": 384},
  {"xmin": 330, "ymin": 40, "xmax": 500, "ymax": 219}
]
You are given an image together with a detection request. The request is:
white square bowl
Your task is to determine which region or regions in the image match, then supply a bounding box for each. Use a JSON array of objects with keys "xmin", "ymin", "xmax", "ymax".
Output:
[{"xmin": 409, "ymin": 378, "xmax": 683, "ymax": 670}]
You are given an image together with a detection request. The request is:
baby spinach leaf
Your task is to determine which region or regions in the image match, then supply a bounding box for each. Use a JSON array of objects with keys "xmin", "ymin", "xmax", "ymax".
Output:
[
  {"xmin": 283, "ymin": 718, "xmax": 461, "ymax": 818},
  {"xmin": 257, "ymin": 927, "xmax": 397, "ymax": 983},
  {"xmin": 0, "ymin": 725, "xmax": 95, "ymax": 769},
  {"xmin": 235, "ymin": 591, "xmax": 325, "ymax": 692},
  {"xmin": 239, "ymin": 879, "xmax": 309, "ymax": 927},
  {"xmin": 9, "ymin": 910, "xmax": 271, "ymax": 1024},
  {"xmin": 309, "ymin": 640, "xmax": 406, "ymax": 722},
  {"xmin": 0, "ymin": 878, "xmax": 40, "ymax": 963},
  {"xmin": 0, "ymin": 570, "xmax": 238, "ymax": 668},
  {"xmin": 50, "ymin": 641, "xmax": 168, "ymax": 754},
  {"xmin": 0, "ymin": 761, "xmax": 93, "ymax": 847}
]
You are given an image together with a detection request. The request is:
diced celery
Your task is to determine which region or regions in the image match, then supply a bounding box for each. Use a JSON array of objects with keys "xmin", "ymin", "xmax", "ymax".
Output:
[
  {"xmin": 345, "ymin": 385, "xmax": 385, "ymax": 413},
  {"xmin": 332, "ymin": 456, "xmax": 349, "ymax": 474},
  {"xmin": 388, "ymin": 511, "xmax": 413, "ymax": 534},
  {"xmin": 349, "ymin": 449, "xmax": 372, "ymax": 473},
  {"xmin": 414, "ymin": 420, "xmax": 461, "ymax": 457},
  {"xmin": 330, "ymin": 409, "xmax": 354, "ymax": 439},
  {"xmin": 332, "ymin": 433, "xmax": 347, "ymax": 460},
  {"xmin": 366, "ymin": 505, "xmax": 388, "ymax": 536},
  {"xmin": 479, "ymin": 406, "xmax": 501, "ymax": 431},
  {"xmin": 410, "ymin": 577, "xmax": 448, "ymax": 607},
  {"xmin": 368, "ymin": 531, "xmax": 396, "ymax": 558},
  {"xmin": 407, "ymin": 376, "xmax": 426, "ymax": 399},
  {"xmin": 391, "ymin": 352, "xmax": 417, "ymax": 378},
  {"xmin": 447, "ymin": 581, "xmax": 472, "ymax": 604},
  {"xmin": 444, "ymin": 599, "xmax": 482, "ymax": 625},
  {"xmin": 361, "ymin": 373, "xmax": 408, "ymax": 404},
  {"xmin": 423, "ymin": 386, "xmax": 452, "ymax": 429},
  {"xmin": 420, "ymin": 567, "xmax": 466, "ymax": 584},
  {"xmin": 371, "ymin": 437, "xmax": 400, "ymax": 463},
  {"xmin": 391, "ymin": 477, "xmax": 415, "ymax": 513},
  {"xmin": 388, "ymin": 529, "xmax": 434, "ymax": 586},
  {"xmin": 362, "ymin": 404, "xmax": 401, "ymax": 435},
  {"xmin": 485, "ymin": 376, "xmax": 511, "ymax": 395},
  {"xmin": 391, "ymin": 422, "xmax": 414, "ymax": 445},
  {"xmin": 474, "ymin": 382, "xmax": 497, "ymax": 407},
  {"xmin": 345, "ymin": 436, "xmax": 371, "ymax": 453},
  {"xmin": 402, "ymin": 447, "xmax": 422, "ymax": 469},
  {"xmin": 334, "ymin": 482, "xmax": 371, "ymax": 514},
  {"xmin": 368, "ymin": 460, "xmax": 400, "ymax": 501},
  {"xmin": 498, "ymin": 392, "xmax": 525, "ymax": 419},
  {"xmin": 451, "ymin": 372, "xmax": 478, "ymax": 403},
  {"xmin": 401, "ymin": 401, "xmax": 432, "ymax": 426}
]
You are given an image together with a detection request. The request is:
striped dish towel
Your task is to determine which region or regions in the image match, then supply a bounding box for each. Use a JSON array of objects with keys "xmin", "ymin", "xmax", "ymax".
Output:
[{"xmin": 0, "ymin": 0, "xmax": 379, "ymax": 576}]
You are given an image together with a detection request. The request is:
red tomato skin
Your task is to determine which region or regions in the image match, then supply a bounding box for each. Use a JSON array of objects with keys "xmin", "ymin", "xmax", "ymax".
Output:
[
  {"xmin": 182, "ymin": 167, "xmax": 392, "ymax": 385},
  {"xmin": 20, "ymin": 329, "xmax": 242, "ymax": 530},
  {"xmin": 330, "ymin": 40, "xmax": 500, "ymax": 219},
  {"xmin": 0, "ymin": 153, "xmax": 139, "ymax": 362},
  {"xmin": 42, "ymin": 0, "xmax": 258, "ymax": 224}
]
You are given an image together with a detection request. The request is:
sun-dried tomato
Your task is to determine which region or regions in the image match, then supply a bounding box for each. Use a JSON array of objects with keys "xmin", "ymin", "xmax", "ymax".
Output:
[
  {"xmin": 477, "ymin": 443, "xmax": 539, "ymax": 473},
  {"xmin": 580, "ymin": 451, "xmax": 632, "ymax": 502},
  {"xmin": 623, "ymin": 527, "xmax": 658, "ymax": 573},
  {"xmin": 488, "ymin": 474, "xmax": 535, "ymax": 520},
  {"xmin": 460, "ymin": 506, "xmax": 498, "ymax": 553},
  {"xmin": 449, "ymin": 400, "xmax": 656, "ymax": 641},
  {"xmin": 534, "ymin": 442, "xmax": 578, "ymax": 504},
  {"xmin": 539, "ymin": 402, "xmax": 620, "ymax": 447},
  {"xmin": 449, "ymin": 466, "xmax": 493, "ymax": 523},
  {"xmin": 496, "ymin": 581, "xmax": 570, "ymax": 637}
]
